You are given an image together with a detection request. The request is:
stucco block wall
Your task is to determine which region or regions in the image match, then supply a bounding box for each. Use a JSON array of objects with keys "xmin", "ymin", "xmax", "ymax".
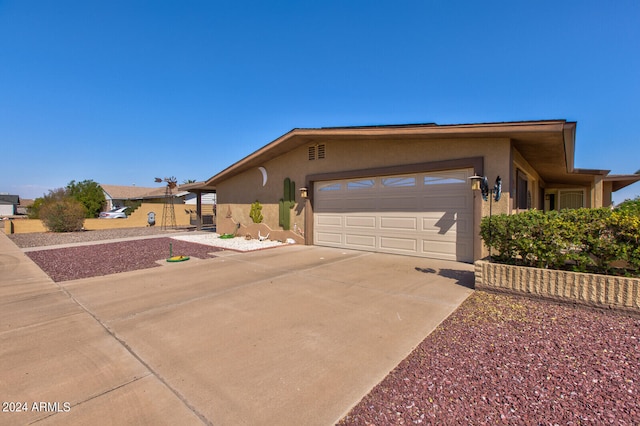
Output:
[
  {"xmin": 5, "ymin": 203, "xmax": 191, "ymax": 234},
  {"xmin": 475, "ymin": 260, "xmax": 640, "ymax": 313}
]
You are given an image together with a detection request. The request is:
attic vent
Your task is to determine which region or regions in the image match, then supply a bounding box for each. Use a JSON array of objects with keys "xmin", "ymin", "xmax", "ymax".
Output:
[{"xmin": 308, "ymin": 144, "xmax": 326, "ymax": 161}]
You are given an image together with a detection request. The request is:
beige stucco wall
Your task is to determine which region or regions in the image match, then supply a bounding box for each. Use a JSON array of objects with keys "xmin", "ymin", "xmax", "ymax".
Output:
[
  {"xmin": 511, "ymin": 147, "xmax": 543, "ymax": 211},
  {"xmin": 217, "ymin": 137, "xmax": 514, "ymax": 241},
  {"xmin": 5, "ymin": 203, "xmax": 191, "ymax": 234}
]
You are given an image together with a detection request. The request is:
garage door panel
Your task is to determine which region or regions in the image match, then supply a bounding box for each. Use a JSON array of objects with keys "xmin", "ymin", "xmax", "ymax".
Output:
[
  {"xmin": 420, "ymin": 195, "xmax": 469, "ymax": 209},
  {"xmin": 380, "ymin": 236, "xmax": 418, "ymax": 252},
  {"xmin": 343, "ymin": 198, "xmax": 378, "ymax": 210},
  {"xmin": 380, "ymin": 216, "xmax": 418, "ymax": 231},
  {"xmin": 345, "ymin": 216, "xmax": 376, "ymax": 228},
  {"xmin": 422, "ymin": 240, "xmax": 457, "ymax": 260},
  {"xmin": 314, "ymin": 199, "xmax": 348, "ymax": 212},
  {"xmin": 378, "ymin": 196, "xmax": 420, "ymax": 211},
  {"xmin": 316, "ymin": 215, "xmax": 343, "ymax": 227},
  {"xmin": 316, "ymin": 232, "xmax": 343, "ymax": 244},
  {"xmin": 345, "ymin": 234, "xmax": 377, "ymax": 248}
]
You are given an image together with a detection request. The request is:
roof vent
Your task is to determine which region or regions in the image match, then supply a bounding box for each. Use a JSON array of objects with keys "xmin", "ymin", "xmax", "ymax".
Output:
[{"xmin": 308, "ymin": 144, "xmax": 326, "ymax": 160}]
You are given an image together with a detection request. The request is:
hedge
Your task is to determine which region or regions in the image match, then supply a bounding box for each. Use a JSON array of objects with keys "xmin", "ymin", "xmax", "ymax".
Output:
[{"xmin": 480, "ymin": 207, "xmax": 640, "ymax": 277}]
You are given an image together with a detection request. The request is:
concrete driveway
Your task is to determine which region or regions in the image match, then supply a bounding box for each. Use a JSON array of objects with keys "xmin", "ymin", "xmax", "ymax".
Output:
[{"xmin": 0, "ymin": 234, "xmax": 473, "ymax": 425}]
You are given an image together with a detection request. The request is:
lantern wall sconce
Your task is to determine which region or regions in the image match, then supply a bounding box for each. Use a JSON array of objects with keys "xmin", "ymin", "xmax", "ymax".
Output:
[
  {"xmin": 469, "ymin": 174, "xmax": 483, "ymax": 191},
  {"xmin": 299, "ymin": 187, "xmax": 309, "ymax": 199}
]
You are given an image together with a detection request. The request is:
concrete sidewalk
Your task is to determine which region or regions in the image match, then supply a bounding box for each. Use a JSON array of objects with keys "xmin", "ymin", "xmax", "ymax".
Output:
[{"xmin": 1, "ymin": 232, "xmax": 473, "ymax": 425}]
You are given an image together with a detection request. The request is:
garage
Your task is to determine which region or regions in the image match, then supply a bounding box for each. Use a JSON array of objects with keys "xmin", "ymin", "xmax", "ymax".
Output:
[{"xmin": 313, "ymin": 168, "xmax": 474, "ymax": 262}]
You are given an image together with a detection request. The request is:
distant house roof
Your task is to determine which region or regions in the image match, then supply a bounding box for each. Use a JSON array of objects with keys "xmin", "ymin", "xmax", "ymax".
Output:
[
  {"xmin": 100, "ymin": 184, "xmax": 161, "ymax": 200},
  {"xmin": 100, "ymin": 184, "xmax": 184, "ymax": 200},
  {"xmin": 0, "ymin": 194, "xmax": 20, "ymax": 205}
]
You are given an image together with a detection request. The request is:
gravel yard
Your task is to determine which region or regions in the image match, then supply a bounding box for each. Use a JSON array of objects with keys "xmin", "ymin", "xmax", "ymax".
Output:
[
  {"xmin": 339, "ymin": 291, "xmax": 640, "ymax": 425},
  {"xmin": 8, "ymin": 226, "xmax": 177, "ymax": 248},
  {"xmin": 25, "ymin": 238, "xmax": 222, "ymax": 282},
  {"xmin": 12, "ymin": 228, "xmax": 286, "ymax": 282}
]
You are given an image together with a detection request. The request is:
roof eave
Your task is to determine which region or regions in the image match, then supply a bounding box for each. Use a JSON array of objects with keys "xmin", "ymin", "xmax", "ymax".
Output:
[{"xmin": 205, "ymin": 120, "xmax": 572, "ymax": 185}]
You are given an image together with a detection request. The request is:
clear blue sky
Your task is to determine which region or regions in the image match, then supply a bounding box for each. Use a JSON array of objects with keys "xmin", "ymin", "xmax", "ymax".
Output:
[{"xmin": 1, "ymin": 0, "xmax": 639, "ymax": 203}]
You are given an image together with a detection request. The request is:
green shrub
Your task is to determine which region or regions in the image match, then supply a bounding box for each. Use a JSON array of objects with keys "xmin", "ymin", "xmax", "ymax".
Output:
[
  {"xmin": 39, "ymin": 198, "xmax": 86, "ymax": 232},
  {"xmin": 249, "ymin": 200, "xmax": 263, "ymax": 223},
  {"xmin": 66, "ymin": 179, "xmax": 106, "ymax": 218},
  {"xmin": 480, "ymin": 208, "xmax": 639, "ymax": 277},
  {"xmin": 615, "ymin": 196, "xmax": 640, "ymax": 215}
]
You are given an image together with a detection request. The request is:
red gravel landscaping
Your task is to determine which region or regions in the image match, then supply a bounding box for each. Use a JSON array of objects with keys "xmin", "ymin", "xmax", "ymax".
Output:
[
  {"xmin": 26, "ymin": 237, "xmax": 221, "ymax": 282},
  {"xmin": 339, "ymin": 291, "xmax": 640, "ymax": 425}
]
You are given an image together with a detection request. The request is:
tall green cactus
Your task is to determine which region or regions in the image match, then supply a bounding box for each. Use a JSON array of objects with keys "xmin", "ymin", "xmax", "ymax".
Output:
[{"xmin": 279, "ymin": 177, "xmax": 295, "ymax": 230}]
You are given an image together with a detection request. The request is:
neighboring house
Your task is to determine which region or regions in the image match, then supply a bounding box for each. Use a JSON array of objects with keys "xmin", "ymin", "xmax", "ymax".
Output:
[
  {"xmin": 99, "ymin": 183, "xmax": 214, "ymax": 222},
  {"xmin": 182, "ymin": 192, "xmax": 217, "ymax": 206},
  {"xmin": 17, "ymin": 198, "xmax": 33, "ymax": 215},
  {"xmin": 0, "ymin": 194, "xmax": 20, "ymax": 216},
  {"xmin": 190, "ymin": 120, "xmax": 640, "ymax": 262},
  {"xmin": 100, "ymin": 184, "xmax": 182, "ymax": 210}
]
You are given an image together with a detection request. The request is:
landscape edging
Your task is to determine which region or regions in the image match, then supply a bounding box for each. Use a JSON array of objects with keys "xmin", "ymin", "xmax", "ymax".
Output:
[{"xmin": 474, "ymin": 260, "xmax": 640, "ymax": 314}]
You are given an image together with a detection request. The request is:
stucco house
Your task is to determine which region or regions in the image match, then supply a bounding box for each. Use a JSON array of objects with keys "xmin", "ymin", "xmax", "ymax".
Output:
[
  {"xmin": 100, "ymin": 185, "xmax": 162, "ymax": 211},
  {"xmin": 190, "ymin": 120, "xmax": 640, "ymax": 262},
  {"xmin": 0, "ymin": 194, "xmax": 20, "ymax": 216}
]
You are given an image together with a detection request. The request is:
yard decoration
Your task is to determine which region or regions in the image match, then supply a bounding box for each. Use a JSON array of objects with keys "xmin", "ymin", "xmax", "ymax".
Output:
[
  {"xmin": 220, "ymin": 222, "xmax": 241, "ymax": 239},
  {"xmin": 279, "ymin": 177, "xmax": 295, "ymax": 230},
  {"xmin": 166, "ymin": 242, "xmax": 190, "ymax": 262}
]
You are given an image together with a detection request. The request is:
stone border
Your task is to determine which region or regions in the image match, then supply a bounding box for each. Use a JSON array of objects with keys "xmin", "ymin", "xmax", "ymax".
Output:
[{"xmin": 474, "ymin": 260, "xmax": 640, "ymax": 314}]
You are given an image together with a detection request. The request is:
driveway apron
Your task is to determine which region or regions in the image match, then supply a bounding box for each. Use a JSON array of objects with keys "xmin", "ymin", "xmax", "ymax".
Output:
[{"xmin": 1, "ymin": 233, "xmax": 473, "ymax": 425}]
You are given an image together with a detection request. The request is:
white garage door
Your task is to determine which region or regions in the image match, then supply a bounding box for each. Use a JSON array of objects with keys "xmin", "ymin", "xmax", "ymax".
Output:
[{"xmin": 313, "ymin": 169, "xmax": 474, "ymax": 262}]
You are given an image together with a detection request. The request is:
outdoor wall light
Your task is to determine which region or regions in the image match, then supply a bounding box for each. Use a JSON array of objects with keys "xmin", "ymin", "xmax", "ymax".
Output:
[
  {"xmin": 299, "ymin": 187, "xmax": 309, "ymax": 198},
  {"xmin": 468, "ymin": 175, "xmax": 484, "ymax": 191}
]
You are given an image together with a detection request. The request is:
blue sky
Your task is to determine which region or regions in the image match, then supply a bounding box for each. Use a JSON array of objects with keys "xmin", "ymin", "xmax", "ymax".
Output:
[{"xmin": 1, "ymin": 1, "xmax": 639, "ymax": 203}]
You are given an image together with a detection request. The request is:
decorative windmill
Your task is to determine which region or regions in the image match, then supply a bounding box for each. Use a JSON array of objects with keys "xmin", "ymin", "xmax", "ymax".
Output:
[{"xmin": 155, "ymin": 176, "xmax": 178, "ymax": 230}]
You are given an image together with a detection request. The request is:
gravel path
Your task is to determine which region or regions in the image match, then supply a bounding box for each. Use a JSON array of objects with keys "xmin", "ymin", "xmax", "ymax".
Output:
[{"xmin": 339, "ymin": 291, "xmax": 640, "ymax": 425}]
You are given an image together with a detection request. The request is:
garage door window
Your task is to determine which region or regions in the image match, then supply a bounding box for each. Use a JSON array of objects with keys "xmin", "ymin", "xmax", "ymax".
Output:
[
  {"xmin": 318, "ymin": 182, "xmax": 342, "ymax": 191},
  {"xmin": 382, "ymin": 176, "xmax": 415, "ymax": 187},
  {"xmin": 347, "ymin": 179, "xmax": 375, "ymax": 190},
  {"xmin": 424, "ymin": 174, "xmax": 467, "ymax": 185}
]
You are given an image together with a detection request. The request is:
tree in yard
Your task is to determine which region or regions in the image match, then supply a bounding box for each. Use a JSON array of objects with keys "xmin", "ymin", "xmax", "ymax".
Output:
[
  {"xmin": 66, "ymin": 179, "xmax": 106, "ymax": 218},
  {"xmin": 31, "ymin": 188, "xmax": 86, "ymax": 232}
]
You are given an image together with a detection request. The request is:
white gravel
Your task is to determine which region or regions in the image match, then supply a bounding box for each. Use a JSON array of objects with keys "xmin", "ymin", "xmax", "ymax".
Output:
[{"xmin": 171, "ymin": 233, "xmax": 288, "ymax": 251}]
